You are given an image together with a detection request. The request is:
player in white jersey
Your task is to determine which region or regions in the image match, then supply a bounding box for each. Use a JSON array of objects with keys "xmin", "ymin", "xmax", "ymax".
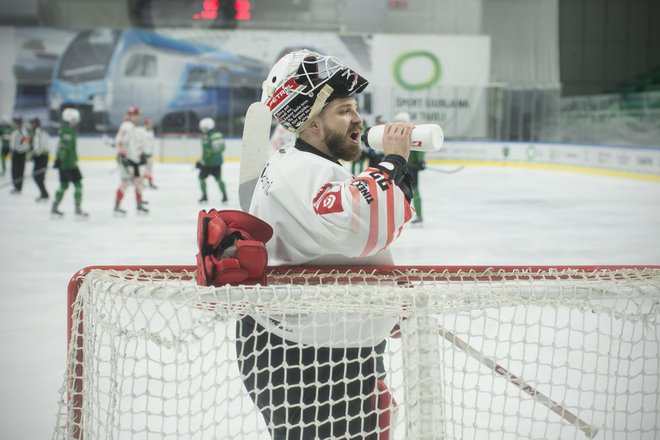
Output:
[
  {"xmin": 138, "ymin": 118, "xmax": 157, "ymax": 189},
  {"xmin": 113, "ymin": 106, "xmax": 148, "ymax": 214},
  {"xmin": 237, "ymin": 49, "xmax": 415, "ymax": 440},
  {"xmin": 29, "ymin": 117, "xmax": 50, "ymax": 201}
]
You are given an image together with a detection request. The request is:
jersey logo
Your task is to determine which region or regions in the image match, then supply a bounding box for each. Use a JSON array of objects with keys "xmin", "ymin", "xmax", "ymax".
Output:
[
  {"xmin": 350, "ymin": 179, "xmax": 373, "ymax": 204},
  {"xmin": 313, "ymin": 183, "xmax": 344, "ymax": 215}
]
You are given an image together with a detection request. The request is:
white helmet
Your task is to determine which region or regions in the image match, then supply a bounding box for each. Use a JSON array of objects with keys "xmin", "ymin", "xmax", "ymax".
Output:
[
  {"xmin": 261, "ymin": 49, "xmax": 368, "ymax": 133},
  {"xmin": 199, "ymin": 117, "xmax": 215, "ymax": 132},
  {"xmin": 393, "ymin": 111, "xmax": 411, "ymax": 122},
  {"xmin": 61, "ymin": 108, "xmax": 80, "ymax": 125}
]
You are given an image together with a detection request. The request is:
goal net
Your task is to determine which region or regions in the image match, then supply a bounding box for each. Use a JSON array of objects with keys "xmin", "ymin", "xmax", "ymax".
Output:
[{"xmin": 53, "ymin": 265, "xmax": 660, "ymax": 440}]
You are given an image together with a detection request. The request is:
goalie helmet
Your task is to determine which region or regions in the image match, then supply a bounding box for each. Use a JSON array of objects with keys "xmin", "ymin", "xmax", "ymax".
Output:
[
  {"xmin": 261, "ymin": 49, "xmax": 368, "ymax": 133},
  {"xmin": 199, "ymin": 117, "xmax": 215, "ymax": 132},
  {"xmin": 61, "ymin": 108, "xmax": 80, "ymax": 124}
]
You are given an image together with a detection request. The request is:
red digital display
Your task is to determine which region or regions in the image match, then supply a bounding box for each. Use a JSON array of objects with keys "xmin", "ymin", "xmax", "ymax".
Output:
[
  {"xmin": 235, "ymin": 0, "xmax": 251, "ymax": 21},
  {"xmin": 388, "ymin": 0, "xmax": 408, "ymax": 9},
  {"xmin": 193, "ymin": 0, "xmax": 251, "ymax": 21}
]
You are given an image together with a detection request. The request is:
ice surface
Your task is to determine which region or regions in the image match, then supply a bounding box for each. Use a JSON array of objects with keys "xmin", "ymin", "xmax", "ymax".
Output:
[{"xmin": 1, "ymin": 160, "xmax": 659, "ymax": 439}]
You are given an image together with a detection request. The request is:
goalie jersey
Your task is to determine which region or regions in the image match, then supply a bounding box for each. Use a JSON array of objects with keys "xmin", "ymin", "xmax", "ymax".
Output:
[{"xmin": 249, "ymin": 138, "xmax": 414, "ymax": 347}]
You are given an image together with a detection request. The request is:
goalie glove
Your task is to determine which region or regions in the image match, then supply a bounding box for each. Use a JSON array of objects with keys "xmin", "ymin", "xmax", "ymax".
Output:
[{"xmin": 196, "ymin": 209, "xmax": 273, "ymax": 287}]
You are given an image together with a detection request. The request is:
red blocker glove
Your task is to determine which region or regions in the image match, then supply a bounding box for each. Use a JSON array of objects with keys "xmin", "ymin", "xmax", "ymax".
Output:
[{"xmin": 196, "ymin": 209, "xmax": 273, "ymax": 287}]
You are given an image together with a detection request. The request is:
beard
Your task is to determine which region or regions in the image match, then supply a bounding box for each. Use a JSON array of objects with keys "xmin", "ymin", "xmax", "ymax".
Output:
[{"xmin": 322, "ymin": 124, "xmax": 362, "ymax": 161}]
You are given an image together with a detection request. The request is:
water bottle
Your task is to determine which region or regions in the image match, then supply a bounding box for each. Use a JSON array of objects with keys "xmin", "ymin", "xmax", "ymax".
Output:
[{"xmin": 361, "ymin": 124, "xmax": 444, "ymax": 152}]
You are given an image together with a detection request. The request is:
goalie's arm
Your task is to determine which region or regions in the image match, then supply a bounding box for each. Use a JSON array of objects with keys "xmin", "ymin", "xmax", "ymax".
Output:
[
  {"xmin": 318, "ymin": 155, "xmax": 414, "ymax": 257},
  {"xmin": 271, "ymin": 156, "xmax": 414, "ymax": 259}
]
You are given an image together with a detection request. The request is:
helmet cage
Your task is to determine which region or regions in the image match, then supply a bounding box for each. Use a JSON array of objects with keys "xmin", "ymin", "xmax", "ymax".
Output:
[{"xmin": 262, "ymin": 51, "xmax": 368, "ymax": 133}]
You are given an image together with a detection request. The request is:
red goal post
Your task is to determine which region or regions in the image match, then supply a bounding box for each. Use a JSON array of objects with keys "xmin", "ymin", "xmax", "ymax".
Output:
[{"xmin": 55, "ymin": 265, "xmax": 660, "ymax": 440}]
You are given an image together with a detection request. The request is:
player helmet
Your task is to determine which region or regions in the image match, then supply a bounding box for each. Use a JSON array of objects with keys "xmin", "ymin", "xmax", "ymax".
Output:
[
  {"xmin": 143, "ymin": 118, "xmax": 153, "ymax": 129},
  {"xmin": 61, "ymin": 108, "xmax": 80, "ymax": 124},
  {"xmin": 29, "ymin": 117, "xmax": 41, "ymax": 127},
  {"xmin": 126, "ymin": 106, "xmax": 140, "ymax": 118},
  {"xmin": 199, "ymin": 117, "xmax": 215, "ymax": 132},
  {"xmin": 393, "ymin": 111, "xmax": 411, "ymax": 122},
  {"xmin": 261, "ymin": 49, "xmax": 368, "ymax": 133}
]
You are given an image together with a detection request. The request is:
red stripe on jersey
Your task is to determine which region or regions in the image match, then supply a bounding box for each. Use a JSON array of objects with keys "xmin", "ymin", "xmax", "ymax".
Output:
[
  {"xmin": 348, "ymin": 184, "xmax": 362, "ymax": 233},
  {"xmin": 385, "ymin": 183, "xmax": 396, "ymax": 247},
  {"xmin": 403, "ymin": 197, "xmax": 413, "ymax": 223},
  {"xmin": 360, "ymin": 177, "xmax": 380, "ymax": 257}
]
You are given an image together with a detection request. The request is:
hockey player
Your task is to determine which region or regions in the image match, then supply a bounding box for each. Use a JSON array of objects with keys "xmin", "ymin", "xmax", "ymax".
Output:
[
  {"xmin": 235, "ymin": 49, "xmax": 415, "ymax": 439},
  {"xmin": 51, "ymin": 108, "xmax": 88, "ymax": 217},
  {"xmin": 9, "ymin": 116, "xmax": 30, "ymax": 194},
  {"xmin": 139, "ymin": 118, "xmax": 157, "ymax": 189},
  {"xmin": 0, "ymin": 115, "xmax": 11, "ymax": 176},
  {"xmin": 395, "ymin": 112, "xmax": 425, "ymax": 224},
  {"xmin": 114, "ymin": 106, "xmax": 148, "ymax": 214},
  {"xmin": 29, "ymin": 117, "xmax": 50, "ymax": 201},
  {"xmin": 196, "ymin": 117, "xmax": 228, "ymax": 203}
]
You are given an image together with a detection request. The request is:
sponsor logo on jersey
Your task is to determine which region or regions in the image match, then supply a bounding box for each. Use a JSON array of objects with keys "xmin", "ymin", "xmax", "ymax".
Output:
[
  {"xmin": 313, "ymin": 183, "xmax": 344, "ymax": 215},
  {"xmin": 350, "ymin": 179, "xmax": 373, "ymax": 204}
]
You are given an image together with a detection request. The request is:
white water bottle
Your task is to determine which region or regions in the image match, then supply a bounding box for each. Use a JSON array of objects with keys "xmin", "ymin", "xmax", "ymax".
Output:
[{"xmin": 361, "ymin": 124, "xmax": 444, "ymax": 152}]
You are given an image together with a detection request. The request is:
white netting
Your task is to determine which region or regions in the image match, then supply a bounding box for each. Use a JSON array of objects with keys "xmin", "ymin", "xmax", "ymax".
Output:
[{"xmin": 53, "ymin": 266, "xmax": 660, "ymax": 440}]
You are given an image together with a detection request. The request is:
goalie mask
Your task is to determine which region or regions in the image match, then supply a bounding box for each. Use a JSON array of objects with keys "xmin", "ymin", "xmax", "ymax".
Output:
[{"xmin": 261, "ymin": 49, "xmax": 368, "ymax": 133}]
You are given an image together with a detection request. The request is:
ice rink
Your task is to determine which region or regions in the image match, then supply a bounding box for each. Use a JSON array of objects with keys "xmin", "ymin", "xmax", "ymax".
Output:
[{"xmin": 1, "ymin": 158, "xmax": 659, "ymax": 439}]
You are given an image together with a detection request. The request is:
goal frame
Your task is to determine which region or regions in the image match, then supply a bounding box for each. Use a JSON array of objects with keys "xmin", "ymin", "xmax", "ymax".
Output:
[{"xmin": 63, "ymin": 264, "xmax": 660, "ymax": 440}]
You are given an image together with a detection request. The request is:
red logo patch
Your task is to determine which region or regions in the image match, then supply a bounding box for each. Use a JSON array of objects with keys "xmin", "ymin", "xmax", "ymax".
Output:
[{"xmin": 313, "ymin": 184, "xmax": 344, "ymax": 215}]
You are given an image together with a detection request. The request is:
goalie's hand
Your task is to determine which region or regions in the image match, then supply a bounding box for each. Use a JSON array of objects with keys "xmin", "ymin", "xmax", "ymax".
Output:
[{"xmin": 196, "ymin": 209, "xmax": 273, "ymax": 287}]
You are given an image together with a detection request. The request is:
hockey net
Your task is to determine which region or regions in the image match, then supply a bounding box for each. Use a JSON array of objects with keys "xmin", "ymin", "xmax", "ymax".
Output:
[{"xmin": 53, "ymin": 265, "xmax": 660, "ymax": 440}]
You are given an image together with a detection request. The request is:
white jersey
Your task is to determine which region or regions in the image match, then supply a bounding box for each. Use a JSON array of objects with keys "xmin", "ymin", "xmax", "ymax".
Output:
[
  {"xmin": 31, "ymin": 127, "xmax": 50, "ymax": 156},
  {"xmin": 249, "ymin": 139, "xmax": 413, "ymax": 347},
  {"xmin": 10, "ymin": 128, "xmax": 30, "ymax": 154},
  {"xmin": 137, "ymin": 127, "xmax": 156, "ymax": 156},
  {"xmin": 115, "ymin": 120, "xmax": 142, "ymax": 163}
]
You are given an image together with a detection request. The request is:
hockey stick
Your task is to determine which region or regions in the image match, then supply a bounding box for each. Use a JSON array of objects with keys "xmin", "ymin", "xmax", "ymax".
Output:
[
  {"xmin": 238, "ymin": 102, "xmax": 272, "ymax": 211},
  {"xmin": 426, "ymin": 165, "xmax": 465, "ymax": 174},
  {"xmin": 437, "ymin": 326, "xmax": 599, "ymax": 438}
]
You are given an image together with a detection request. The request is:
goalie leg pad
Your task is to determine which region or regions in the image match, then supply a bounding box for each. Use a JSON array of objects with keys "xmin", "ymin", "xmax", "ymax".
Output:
[{"xmin": 371, "ymin": 378, "xmax": 397, "ymax": 440}]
